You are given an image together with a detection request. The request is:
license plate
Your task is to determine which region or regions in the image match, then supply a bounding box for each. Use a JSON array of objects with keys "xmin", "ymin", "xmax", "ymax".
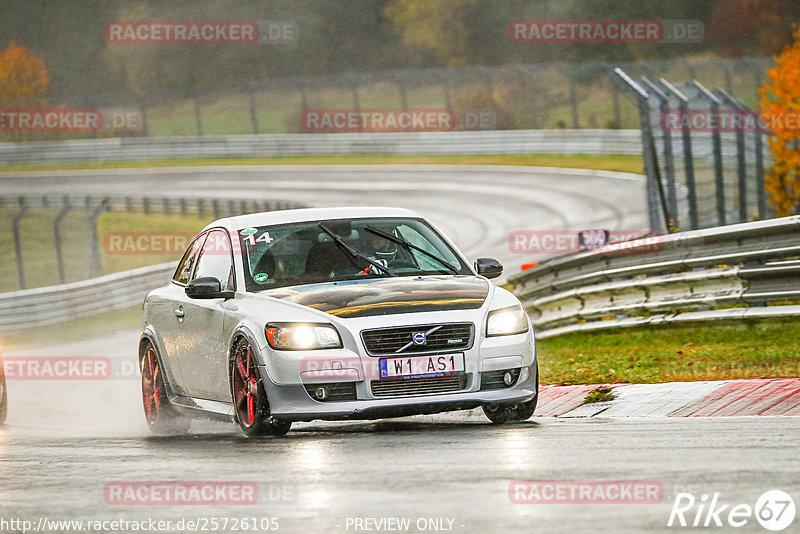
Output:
[{"xmin": 379, "ymin": 354, "xmax": 464, "ymax": 379}]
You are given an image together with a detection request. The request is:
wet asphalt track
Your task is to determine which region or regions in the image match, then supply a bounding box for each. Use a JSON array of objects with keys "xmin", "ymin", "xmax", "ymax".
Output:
[{"xmin": 2, "ymin": 166, "xmax": 798, "ymax": 533}]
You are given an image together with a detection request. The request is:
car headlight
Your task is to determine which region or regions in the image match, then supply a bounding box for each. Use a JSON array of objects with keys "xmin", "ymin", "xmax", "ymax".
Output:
[
  {"xmin": 265, "ymin": 323, "xmax": 343, "ymax": 350},
  {"xmin": 486, "ymin": 304, "xmax": 529, "ymax": 337}
]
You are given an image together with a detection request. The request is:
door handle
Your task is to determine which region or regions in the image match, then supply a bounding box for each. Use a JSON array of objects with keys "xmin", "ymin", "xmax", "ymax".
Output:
[{"xmin": 174, "ymin": 307, "xmax": 185, "ymax": 318}]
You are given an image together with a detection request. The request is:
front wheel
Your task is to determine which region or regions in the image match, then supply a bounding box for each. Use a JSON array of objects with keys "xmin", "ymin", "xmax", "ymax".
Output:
[
  {"xmin": 141, "ymin": 342, "xmax": 190, "ymax": 435},
  {"xmin": 231, "ymin": 338, "xmax": 291, "ymax": 438},
  {"xmin": 482, "ymin": 397, "xmax": 537, "ymax": 424}
]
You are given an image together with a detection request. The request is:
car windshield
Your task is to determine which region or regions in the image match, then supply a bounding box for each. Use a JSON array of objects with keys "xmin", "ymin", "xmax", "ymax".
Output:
[{"xmin": 238, "ymin": 217, "xmax": 471, "ymax": 292}]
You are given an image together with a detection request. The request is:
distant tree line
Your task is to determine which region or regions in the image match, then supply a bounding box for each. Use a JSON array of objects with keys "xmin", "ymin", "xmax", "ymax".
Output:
[{"xmin": 0, "ymin": 0, "xmax": 797, "ymax": 101}]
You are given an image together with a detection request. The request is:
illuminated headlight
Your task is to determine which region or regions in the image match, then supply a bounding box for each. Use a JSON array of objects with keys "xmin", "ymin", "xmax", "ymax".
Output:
[
  {"xmin": 265, "ymin": 323, "xmax": 342, "ymax": 350},
  {"xmin": 486, "ymin": 305, "xmax": 529, "ymax": 337}
]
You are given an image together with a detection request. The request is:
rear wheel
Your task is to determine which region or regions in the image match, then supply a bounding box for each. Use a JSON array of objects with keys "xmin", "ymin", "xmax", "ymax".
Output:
[
  {"xmin": 141, "ymin": 342, "xmax": 190, "ymax": 435},
  {"xmin": 231, "ymin": 338, "xmax": 291, "ymax": 438}
]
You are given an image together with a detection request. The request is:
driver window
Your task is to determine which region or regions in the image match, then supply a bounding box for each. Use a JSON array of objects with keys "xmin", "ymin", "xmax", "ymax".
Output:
[{"xmin": 193, "ymin": 230, "xmax": 235, "ymax": 291}]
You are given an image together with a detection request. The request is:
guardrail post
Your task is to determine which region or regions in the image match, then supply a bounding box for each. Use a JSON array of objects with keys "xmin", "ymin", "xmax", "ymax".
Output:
[
  {"xmin": 54, "ymin": 196, "xmax": 71, "ymax": 284},
  {"xmin": 690, "ymin": 81, "xmax": 726, "ymax": 226},
  {"xmin": 12, "ymin": 197, "xmax": 29, "ymax": 290},
  {"xmin": 88, "ymin": 199, "xmax": 109, "ymax": 278},
  {"xmin": 611, "ymin": 68, "xmax": 668, "ymax": 232}
]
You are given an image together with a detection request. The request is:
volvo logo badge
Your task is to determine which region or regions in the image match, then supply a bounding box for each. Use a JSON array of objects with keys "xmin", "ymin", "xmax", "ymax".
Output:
[{"xmin": 411, "ymin": 332, "xmax": 427, "ymax": 345}]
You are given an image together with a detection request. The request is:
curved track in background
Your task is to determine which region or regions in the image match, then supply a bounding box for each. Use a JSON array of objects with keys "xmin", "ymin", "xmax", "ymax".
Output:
[{"xmin": 0, "ymin": 164, "xmax": 648, "ymax": 278}]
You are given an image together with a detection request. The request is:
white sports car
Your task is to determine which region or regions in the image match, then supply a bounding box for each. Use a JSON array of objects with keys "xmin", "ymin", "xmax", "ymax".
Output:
[{"xmin": 139, "ymin": 207, "xmax": 538, "ymax": 436}]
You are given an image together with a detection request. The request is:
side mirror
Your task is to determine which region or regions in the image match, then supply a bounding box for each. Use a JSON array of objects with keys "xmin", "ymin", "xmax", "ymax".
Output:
[
  {"xmin": 474, "ymin": 257, "xmax": 503, "ymax": 279},
  {"xmin": 185, "ymin": 277, "xmax": 234, "ymax": 299}
]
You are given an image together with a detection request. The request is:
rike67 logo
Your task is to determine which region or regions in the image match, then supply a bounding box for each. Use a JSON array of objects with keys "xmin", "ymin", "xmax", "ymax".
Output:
[{"xmin": 668, "ymin": 490, "xmax": 795, "ymax": 531}]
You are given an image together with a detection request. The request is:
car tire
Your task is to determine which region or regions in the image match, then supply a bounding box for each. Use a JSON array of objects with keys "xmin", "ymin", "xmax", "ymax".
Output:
[
  {"xmin": 482, "ymin": 364, "xmax": 539, "ymax": 424},
  {"xmin": 230, "ymin": 338, "xmax": 291, "ymax": 438},
  {"xmin": 140, "ymin": 341, "xmax": 191, "ymax": 435},
  {"xmin": 0, "ymin": 364, "xmax": 7, "ymax": 425},
  {"xmin": 482, "ymin": 397, "xmax": 537, "ymax": 424}
]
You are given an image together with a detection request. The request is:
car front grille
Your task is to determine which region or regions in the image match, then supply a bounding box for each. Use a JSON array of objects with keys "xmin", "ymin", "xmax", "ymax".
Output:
[
  {"xmin": 480, "ymin": 368, "xmax": 521, "ymax": 391},
  {"xmin": 370, "ymin": 375, "xmax": 468, "ymax": 397},
  {"xmin": 361, "ymin": 323, "xmax": 474, "ymax": 355}
]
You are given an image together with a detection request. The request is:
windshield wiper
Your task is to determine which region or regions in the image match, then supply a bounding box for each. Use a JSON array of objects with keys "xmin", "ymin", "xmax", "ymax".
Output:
[
  {"xmin": 365, "ymin": 225, "xmax": 459, "ymax": 275},
  {"xmin": 318, "ymin": 223, "xmax": 396, "ymax": 277}
]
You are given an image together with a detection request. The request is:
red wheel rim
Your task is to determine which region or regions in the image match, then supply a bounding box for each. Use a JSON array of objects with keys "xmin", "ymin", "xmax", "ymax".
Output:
[
  {"xmin": 233, "ymin": 345, "xmax": 258, "ymax": 428},
  {"xmin": 141, "ymin": 348, "xmax": 161, "ymax": 424}
]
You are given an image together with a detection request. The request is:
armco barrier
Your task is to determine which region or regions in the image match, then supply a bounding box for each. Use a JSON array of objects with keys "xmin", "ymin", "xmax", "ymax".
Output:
[
  {"xmin": 0, "ymin": 263, "xmax": 174, "ymax": 332},
  {"xmin": 509, "ymin": 216, "xmax": 800, "ymax": 338},
  {"xmin": 0, "ymin": 130, "xmax": 643, "ymax": 164}
]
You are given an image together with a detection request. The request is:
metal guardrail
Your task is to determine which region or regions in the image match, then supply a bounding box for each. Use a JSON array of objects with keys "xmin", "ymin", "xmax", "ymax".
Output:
[
  {"xmin": 0, "ymin": 263, "xmax": 174, "ymax": 332},
  {"xmin": 510, "ymin": 216, "xmax": 800, "ymax": 338},
  {"xmin": 0, "ymin": 130, "xmax": 644, "ymax": 164}
]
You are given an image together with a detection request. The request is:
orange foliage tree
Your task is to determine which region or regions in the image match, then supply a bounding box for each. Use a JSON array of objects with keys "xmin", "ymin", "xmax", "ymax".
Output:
[
  {"xmin": 0, "ymin": 41, "xmax": 50, "ymax": 108},
  {"xmin": 759, "ymin": 27, "xmax": 800, "ymax": 216}
]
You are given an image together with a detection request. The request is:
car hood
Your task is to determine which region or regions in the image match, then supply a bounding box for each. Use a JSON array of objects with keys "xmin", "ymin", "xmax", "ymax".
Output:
[{"xmin": 257, "ymin": 276, "xmax": 491, "ymax": 318}]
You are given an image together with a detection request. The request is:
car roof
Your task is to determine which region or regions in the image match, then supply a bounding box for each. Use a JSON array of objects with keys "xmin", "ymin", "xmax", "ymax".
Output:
[{"xmin": 203, "ymin": 206, "xmax": 423, "ymax": 232}]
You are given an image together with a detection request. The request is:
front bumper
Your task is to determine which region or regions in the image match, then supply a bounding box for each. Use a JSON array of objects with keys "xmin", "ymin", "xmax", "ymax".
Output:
[{"xmin": 262, "ymin": 362, "xmax": 538, "ymax": 422}]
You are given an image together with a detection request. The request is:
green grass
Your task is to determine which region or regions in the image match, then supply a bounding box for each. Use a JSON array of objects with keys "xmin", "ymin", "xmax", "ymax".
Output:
[
  {"xmin": 537, "ymin": 320, "xmax": 800, "ymax": 385},
  {"xmin": 0, "ymin": 153, "xmax": 644, "ymax": 175}
]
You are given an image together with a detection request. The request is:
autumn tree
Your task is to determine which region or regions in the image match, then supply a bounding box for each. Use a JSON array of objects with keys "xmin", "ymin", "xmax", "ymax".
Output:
[
  {"xmin": 0, "ymin": 41, "xmax": 50, "ymax": 107},
  {"xmin": 759, "ymin": 26, "xmax": 800, "ymax": 216}
]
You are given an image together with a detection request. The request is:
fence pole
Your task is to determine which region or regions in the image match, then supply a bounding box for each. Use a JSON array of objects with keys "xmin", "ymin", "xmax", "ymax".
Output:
[
  {"xmin": 12, "ymin": 197, "xmax": 29, "ymax": 290},
  {"xmin": 656, "ymin": 78, "xmax": 699, "ymax": 229},
  {"xmin": 54, "ymin": 196, "xmax": 71, "ymax": 284},
  {"xmin": 249, "ymin": 88, "xmax": 259, "ymax": 134},
  {"xmin": 641, "ymin": 78, "xmax": 677, "ymax": 228},
  {"xmin": 691, "ymin": 81, "xmax": 726, "ymax": 226},
  {"xmin": 611, "ymin": 68, "xmax": 666, "ymax": 232},
  {"xmin": 755, "ymin": 122, "xmax": 768, "ymax": 219},
  {"xmin": 88, "ymin": 199, "xmax": 109, "ymax": 278},
  {"xmin": 193, "ymin": 93, "xmax": 204, "ymax": 136},
  {"xmin": 715, "ymin": 89, "xmax": 749, "ymax": 222}
]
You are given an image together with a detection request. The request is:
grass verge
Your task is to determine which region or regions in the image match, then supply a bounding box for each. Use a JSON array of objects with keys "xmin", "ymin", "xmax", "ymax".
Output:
[
  {"xmin": 0, "ymin": 153, "xmax": 644, "ymax": 175},
  {"xmin": 537, "ymin": 319, "xmax": 800, "ymax": 385}
]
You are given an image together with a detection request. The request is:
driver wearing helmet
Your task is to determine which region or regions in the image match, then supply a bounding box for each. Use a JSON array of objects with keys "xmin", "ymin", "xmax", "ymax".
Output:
[{"xmin": 360, "ymin": 225, "xmax": 398, "ymax": 274}]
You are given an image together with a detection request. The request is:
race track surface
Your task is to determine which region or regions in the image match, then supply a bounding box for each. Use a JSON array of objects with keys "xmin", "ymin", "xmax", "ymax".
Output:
[{"xmin": 4, "ymin": 166, "xmax": 797, "ymax": 533}]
